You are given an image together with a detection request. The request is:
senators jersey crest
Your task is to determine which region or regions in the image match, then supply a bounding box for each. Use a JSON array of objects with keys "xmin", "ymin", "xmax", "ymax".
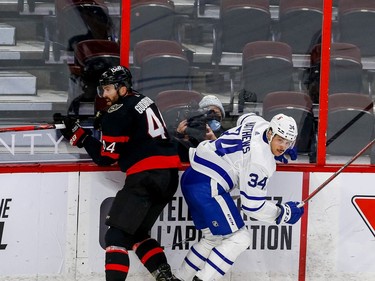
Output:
[{"xmin": 107, "ymin": 104, "xmax": 123, "ymax": 113}]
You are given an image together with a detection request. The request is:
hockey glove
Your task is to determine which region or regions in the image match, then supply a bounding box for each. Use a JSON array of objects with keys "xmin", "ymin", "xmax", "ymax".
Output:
[
  {"xmin": 276, "ymin": 201, "xmax": 304, "ymax": 225},
  {"xmin": 274, "ymin": 147, "xmax": 298, "ymax": 164},
  {"xmin": 54, "ymin": 114, "xmax": 89, "ymax": 148}
]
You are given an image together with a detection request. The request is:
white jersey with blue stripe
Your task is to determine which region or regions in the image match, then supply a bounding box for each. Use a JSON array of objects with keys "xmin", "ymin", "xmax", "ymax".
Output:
[{"xmin": 189, "ymin": 116, "xmax": 281, "ymax": 223}]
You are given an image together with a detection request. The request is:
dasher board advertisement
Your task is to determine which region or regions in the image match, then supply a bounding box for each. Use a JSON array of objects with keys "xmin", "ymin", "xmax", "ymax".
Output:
[
  {"xmin": 77, "ymin": 171, "xmax": 303, "ymax": 281},
  {"xmin": 0, "ymin": 172, "xmax": 79, "ymax": 281}
]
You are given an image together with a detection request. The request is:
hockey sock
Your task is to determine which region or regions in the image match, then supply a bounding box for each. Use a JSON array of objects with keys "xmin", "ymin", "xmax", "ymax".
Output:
[
  {"xmin": 133, "ymin": 238, "xmax": 168, "ymax": 274},
  {"xmin": 105, "ymin": 246, "xmax": 129, "ymax": 281}
]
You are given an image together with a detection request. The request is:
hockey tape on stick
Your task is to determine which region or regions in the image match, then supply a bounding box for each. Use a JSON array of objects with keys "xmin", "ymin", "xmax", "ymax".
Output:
[
  {"xmin": 298, "ymin": 137, "xmax": 375, "ymax": 207},
  {"xmin": 0, "ymin": 123, "xmax": 66, "ymax": 133}
]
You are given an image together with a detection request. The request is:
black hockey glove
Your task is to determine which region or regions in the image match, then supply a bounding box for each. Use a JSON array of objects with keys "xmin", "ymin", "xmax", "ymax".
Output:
[
  {"xmin": 54, "ymin": 114, "xmax": 90, "ymax": 148},
  {"xmin": 276, "ymin": 201, "xmax": 304, "ymax": 225}
]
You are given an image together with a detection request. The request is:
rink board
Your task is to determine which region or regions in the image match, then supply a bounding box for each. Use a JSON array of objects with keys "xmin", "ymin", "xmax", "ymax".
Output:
[{"xmin": 0, "ymin": 171, "xmax": 374, "ymax": 281}]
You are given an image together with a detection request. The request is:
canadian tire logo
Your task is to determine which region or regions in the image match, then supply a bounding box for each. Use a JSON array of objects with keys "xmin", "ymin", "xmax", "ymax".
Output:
[{"xmin": 352, "ymin": 196, "xmax": 375, "ymax": 237}]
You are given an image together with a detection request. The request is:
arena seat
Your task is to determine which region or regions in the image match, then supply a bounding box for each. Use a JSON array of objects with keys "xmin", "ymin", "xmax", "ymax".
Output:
[
  {"xmin": 211, "ymin": 0, "xmax": 271, "ymax": 64},
  {"xmin": 329, "ymin": 42, "xmax": 363, "ymax": 95},
  {"xmin": 155, "ymin": 89, "xmax": 203, "ymax": 133},
  {"xmin": 45, "ymin": 0, "xmax": 115, "ymax": 61},
  {"xmin": 327, "ymin": 93, "xmax": 375, "ymax": 156},
  {"xmin": 240, "ymin": 41, "xmax": 294, "ymax": 105},
  {"xmin": 131, "ymin": 0, "xmax": 177, "ymax": 50},
  {"xmin": 277, "ymin": 0, "xmax": 323, "ymax": 54},
  {"xmin": 133, "ymin": 39, "xmax": 191, "ymax": 101},
  {"xmin": 67, "ymin": 39, "xmax": 120, "ymax": 116},
  {"xmin": 262, "ymin": 91, "xmax": 316, "ymax": 155},
  {"xmin": 304, "ymin": 42, "xmax": 364, "ymax": 103},
  {"xmin": 337, "ymin": 0, "xmax": 375, "ymax": 57}
]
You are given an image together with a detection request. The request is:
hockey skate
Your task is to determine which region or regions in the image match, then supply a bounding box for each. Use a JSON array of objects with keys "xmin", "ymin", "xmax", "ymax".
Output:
[{"xmin": 152, "ymin": 263, "xmax": 181, "ymax": 281}]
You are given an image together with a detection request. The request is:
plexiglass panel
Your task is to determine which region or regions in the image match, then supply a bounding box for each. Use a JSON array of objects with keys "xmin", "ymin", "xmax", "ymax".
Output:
[
  {"xmin": 128, "ymin": 0, "xmax": 323, "ymax": 163},
  {"xmin": 326, "ymin": 0, "xmax": 375, "ymax": 164},
  {"xmin": 0, "ymin": 0, "xmax": 121, "ymax": 163},
  {"xmin": 4, "ymin": 1, "xmax": 374, "ymax": 165}
]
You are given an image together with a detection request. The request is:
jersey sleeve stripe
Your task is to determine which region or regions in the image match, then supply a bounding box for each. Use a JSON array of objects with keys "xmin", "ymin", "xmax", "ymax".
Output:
[
  {"xmin": 240, "ymin": 191, "xmax": 266, "ymax": 201},
  {"xmin": 102, "ymin": 135, "xmax": 129, "ymax": 143},
  {"xmin": 192, "ymin": 153, "xmax": 234, "ymax": 188},
  {"xmin": 126, "ymin": 155, "xmax": 181, "ymax": 175},
  {"xmin": 101, "ymin": 151, "xmax": 120, "ymax": 160},
  {"xmin": 241, "ymin": 201, "xmax": 265, "ymax": 212}
]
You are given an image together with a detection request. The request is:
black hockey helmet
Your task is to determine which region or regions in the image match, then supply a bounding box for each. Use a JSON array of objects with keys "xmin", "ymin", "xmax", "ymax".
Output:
[{"xmin": 99, "ymin": 65, "xmax": 132, "ymax": 90}]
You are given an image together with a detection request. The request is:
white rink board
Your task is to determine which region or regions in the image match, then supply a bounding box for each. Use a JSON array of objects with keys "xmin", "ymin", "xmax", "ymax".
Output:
[
  {"xmin": 76, "ymin": 171, "xmax": 303, "ymax": 281},
  {"xmin": 306, "ymin": 173, "xmax": 375, "ymax": 281},
  {"xmin": 0, "ymin": 172, "xmax": 79, "ymax": 281},
  {"xmin": 0, "ymin": 171, "xmax": 374, "ymax": 281}
]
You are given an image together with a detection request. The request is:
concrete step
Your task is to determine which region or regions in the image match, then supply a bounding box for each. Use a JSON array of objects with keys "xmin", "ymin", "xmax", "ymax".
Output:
[
  {"xmin": 0, "ymin": 89, "xmax": 67, "ymax": 108},
  {"xmin": 0, "ymin": 40, "xmax": 45, "ymax": 60},
  {"xmin": 0, "ymin": 71, "xmax": 36, "ymax": 95},
  {"xmin": 0, "ymin": 23, "xmax": 16, "ymax": 45},
  {"xmin": 0, "ymin": 0, "xmax": 18, "ymax": 12}
]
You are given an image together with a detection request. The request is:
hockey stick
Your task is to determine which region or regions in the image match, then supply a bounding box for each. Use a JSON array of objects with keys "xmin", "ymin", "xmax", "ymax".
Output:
[
  {"xmin": 164, "ymin": 237, "xmax": 196, "ymax": 249},
  {"xmin": 0, "ymin": 123, "xmax": 65, "ymax": 133},
  {"xmin": 298, "ymin": 137, "xmax": 375, "ymax": 207}
]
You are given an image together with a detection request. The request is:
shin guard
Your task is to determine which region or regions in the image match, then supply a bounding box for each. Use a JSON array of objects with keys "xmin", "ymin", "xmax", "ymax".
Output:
[
  {"xmin": 105, "ymin": 246, "xmax": 129, "ymax": 281},
  {"xmin": 133, "ymin": 238, "xmax": 168, "ymax": 274}
]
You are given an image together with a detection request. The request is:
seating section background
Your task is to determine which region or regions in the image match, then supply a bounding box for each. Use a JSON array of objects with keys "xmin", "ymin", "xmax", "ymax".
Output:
[{"xmin": 1, "ymin": 0, "xmax": 375, "ymax": 162}]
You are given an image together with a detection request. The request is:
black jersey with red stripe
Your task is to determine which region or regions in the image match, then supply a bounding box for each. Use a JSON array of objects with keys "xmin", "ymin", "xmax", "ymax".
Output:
[{"xmin": 83, "ymin": 91, "xmax": 181, "ymax": 174}]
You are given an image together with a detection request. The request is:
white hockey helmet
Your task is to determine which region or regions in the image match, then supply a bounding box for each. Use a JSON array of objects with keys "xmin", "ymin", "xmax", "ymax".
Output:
[{"xmin": 268, "ymin": 114, "xmax": 298, "ymax": 143}]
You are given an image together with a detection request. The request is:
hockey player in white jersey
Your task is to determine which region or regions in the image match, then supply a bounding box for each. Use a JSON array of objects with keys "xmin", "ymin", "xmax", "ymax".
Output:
[{"xmin": 174, "ymin": 113, "xmax": 304, "ymax": 281}]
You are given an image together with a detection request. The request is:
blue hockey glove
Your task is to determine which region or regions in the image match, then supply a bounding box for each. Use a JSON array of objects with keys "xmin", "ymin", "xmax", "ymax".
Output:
[
  {"xmin": 276, "ymin": 201, "xmax": 304, "ymax": 225},
  {"xmin": 274, "ymin": 147, "xmax": 298, "ymax": 164}
]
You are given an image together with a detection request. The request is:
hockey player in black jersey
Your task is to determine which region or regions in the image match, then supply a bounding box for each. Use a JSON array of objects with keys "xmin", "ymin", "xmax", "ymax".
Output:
[{"xmin": 56, "ymin": 65, "xmax": 182, "ymax": 281}]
